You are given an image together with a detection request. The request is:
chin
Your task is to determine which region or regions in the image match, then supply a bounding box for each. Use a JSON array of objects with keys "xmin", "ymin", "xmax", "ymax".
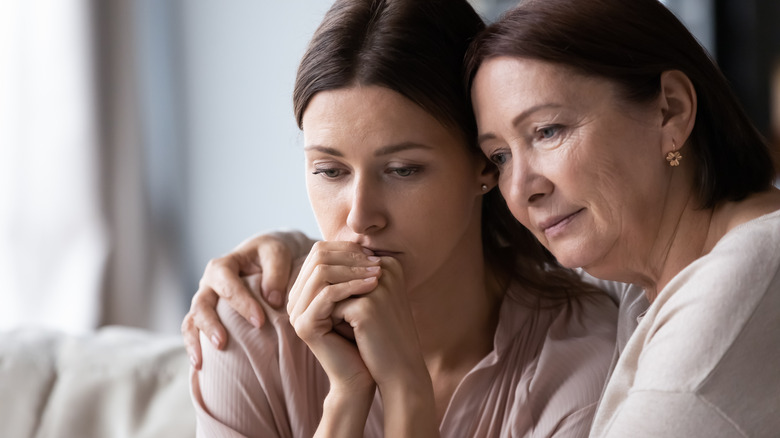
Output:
[{"xmin": 548, "ymin": 242, "xmax": 595, "ymax": 270}]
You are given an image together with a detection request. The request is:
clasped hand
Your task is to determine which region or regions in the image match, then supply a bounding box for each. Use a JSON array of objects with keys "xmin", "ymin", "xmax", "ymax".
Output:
[{"xmin": 288, "ymin": 241, "xmax": 427, "ymax": 397}]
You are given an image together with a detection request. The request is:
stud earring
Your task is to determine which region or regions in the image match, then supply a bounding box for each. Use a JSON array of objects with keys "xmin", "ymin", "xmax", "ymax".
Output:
[
  {"xmin": 481, "ymin": 184, "xmax": 488, "ymax": 191},
  {"xmin": 666, "ymin": 141, "xmax": 682, "ymax": 167}
]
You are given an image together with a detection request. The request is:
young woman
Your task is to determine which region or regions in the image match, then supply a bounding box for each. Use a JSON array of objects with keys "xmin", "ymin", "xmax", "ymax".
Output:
[{"xmin": 189, "ymin": 0, "xmax": 616, "ymax": 436}]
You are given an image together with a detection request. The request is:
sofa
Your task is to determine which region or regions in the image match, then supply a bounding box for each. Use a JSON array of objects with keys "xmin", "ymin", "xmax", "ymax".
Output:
[{"xmin": 0, "ymin": 326, "xmax": 195, "ymax": 438}]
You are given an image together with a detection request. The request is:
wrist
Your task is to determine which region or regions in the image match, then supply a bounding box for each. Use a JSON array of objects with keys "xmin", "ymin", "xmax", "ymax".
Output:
[
  {"xmin": 316, "ymin": 387, "xmax": 376, "ymax": 438},
  {"xmin": 327, "ymin": 380, "xmax": 376, "ymax": 405},
  {"xmin": 378, "ymin": 374, "xmax": 438, "ymax": 437}
]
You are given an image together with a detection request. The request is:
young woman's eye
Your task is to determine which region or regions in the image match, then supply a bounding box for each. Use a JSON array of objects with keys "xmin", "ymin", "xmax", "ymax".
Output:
[
  {"xmin": 388, "ymin": 166, "xmax": 420, "ymax": 177},
  {"xmin": 537, "ymin": 125, "xmax": 561, "ymax": 140},
  {"xmin": 312, "ymin": 168, "xmax": 343, "ymax": 178}
]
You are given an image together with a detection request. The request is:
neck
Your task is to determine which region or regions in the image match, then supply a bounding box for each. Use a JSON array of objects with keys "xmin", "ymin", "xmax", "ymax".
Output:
[
  {"xmin": 639, "ymin": 192, "xmax": 714, "ymax": 301},
  {"xmin": 408, "ymin": 225, "xmax": 501, "ymax": 378},
  {"xmin": 586, "ymin": 184, "xmax": 780, "ymax": 303},
  {"xmin": 584, "ymin": 167, "xmax": 713, "ymax": 302}
]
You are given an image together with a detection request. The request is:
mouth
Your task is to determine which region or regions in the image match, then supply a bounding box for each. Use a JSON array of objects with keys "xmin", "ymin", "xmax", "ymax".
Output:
[
  {"xmin": 363, "ymin": 247, "xmax": 402, "ymax": 258},
  {"xmin": 539, "ymin": 208, "xmax": 584, "ymax": 238}
]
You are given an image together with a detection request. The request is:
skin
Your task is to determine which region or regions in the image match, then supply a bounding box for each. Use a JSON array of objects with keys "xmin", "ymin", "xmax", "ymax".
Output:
[
  {"xmin": 289, "ymin": 84, "xmax": 499, "ymax": 435},
  {"xmin": 471, "ymin": 56, "xmax": 780, "ymax": 301}
]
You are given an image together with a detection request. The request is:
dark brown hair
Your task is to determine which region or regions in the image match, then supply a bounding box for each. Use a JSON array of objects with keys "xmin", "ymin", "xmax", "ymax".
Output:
[
  {"xmin": 293, "ymin": 0, "xmax": 601, "ymax": 302},
  {"xmin": 466, "ymin": 0, "xmax": 776, "ymax": 209}
]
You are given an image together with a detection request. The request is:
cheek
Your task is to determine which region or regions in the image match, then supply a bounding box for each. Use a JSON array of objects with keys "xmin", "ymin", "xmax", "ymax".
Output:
[{"xmin": 306, "ymin": 180, "xmax": 346, "ymax": 239}]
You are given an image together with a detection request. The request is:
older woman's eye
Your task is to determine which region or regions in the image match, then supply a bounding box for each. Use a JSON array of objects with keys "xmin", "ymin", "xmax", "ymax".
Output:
[{"xmin": 538, "ymin": 125, "xmax": 561, "ymax": 140}]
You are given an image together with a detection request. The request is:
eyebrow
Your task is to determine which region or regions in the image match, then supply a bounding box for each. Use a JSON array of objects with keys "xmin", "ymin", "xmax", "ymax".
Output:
[
  {"xmin": 304, "ymin": 141, "xmax": 433, "ymax": 157},
  {"xmin": 477, "ymin": 103, "xmax": 564, "ymax": 144}
]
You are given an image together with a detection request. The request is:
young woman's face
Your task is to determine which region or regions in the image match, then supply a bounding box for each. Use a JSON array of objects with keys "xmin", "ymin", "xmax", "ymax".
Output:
[
  {"xmin": 302, "ymin": 85, "xmax": 488, "ymax": 291},
  {"xmin": 471, "ymin": 57, "xmax": 668, "ymax": 274}
]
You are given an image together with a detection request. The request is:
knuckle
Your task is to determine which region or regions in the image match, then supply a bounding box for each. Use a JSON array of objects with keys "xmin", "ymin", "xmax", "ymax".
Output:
[
  {"xmin": 266, "ymin": 240, "xmax": 287, "ymax": 257},
  {"xmin": 192, "ymin": 299, "xmax": 210, "ymax": 313},
  {"xmin": 353, "ymin": 297, "xmax": 372, "ymax": 314},
  {"xmin": 205, "ymin": 256, "xmax": 226, "ymax": 271},
  {"xmin": 320, "ymin": 284, "xmax": 338, "ymax": 301},
  {"xmin": 312, "ymin": 248, "xmax": 328, "ymax": 263},
  {"xmin": 180, "ymin": 316, "xmax": 192, "ymax": 333},
  {"xmin": 292, "ymin": 318, "xmax": 312, "ymax": 339},
  {"xmin": 311, "ymin": 264, "xmax": 327, "ymax": 279},
  {"xmin": 221, "ymin": 284, "xmax": 235, "ymax": 299}
]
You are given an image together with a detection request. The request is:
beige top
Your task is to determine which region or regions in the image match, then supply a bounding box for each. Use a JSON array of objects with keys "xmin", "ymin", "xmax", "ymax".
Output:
[
  {"xmin": 191, "ymin": 283, "xmax": 618, "ymax": 437},
  {"xmin": 590, "ymin": 209, "xmax": 780, "ymax": 437}
]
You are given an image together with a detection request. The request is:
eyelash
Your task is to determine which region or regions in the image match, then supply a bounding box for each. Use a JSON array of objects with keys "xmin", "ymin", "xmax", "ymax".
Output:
[
  {"xmin": 386, "ymin": 166, "xmax": 421, "ymax": 177},
  {"xmin": 489, "ymin": 151, "xmax": 509, "ymax": 167},
  {"xmin": 312, "ymin": 168, "xmax": 344, "ymax": 178},
  {"xmin": 311, "ymin": 166, "xmax": 422, "ymax": 179},
  {"xmin": 536, "ymin": 124, "xmax": 562, "ymax": 141}
]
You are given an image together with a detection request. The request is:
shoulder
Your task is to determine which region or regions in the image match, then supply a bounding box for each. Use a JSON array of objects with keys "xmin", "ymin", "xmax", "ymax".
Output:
[
  {"xmin": 193, "ymin": 274, "xmax": 326, "ymax": 437},
  {"xmin": 620, "ymin": 211, "xmax": 780, "ymax": 433},
  {"xmin": 655, "ymin": 208, "xmax": 780, "ymax": 334},
  {"xmin": 502, "ymin": 283, "xmax": 618, "ymax": 360},
  {"xmin": 535, "ymin": 292, "xmax": 618, "ymax": 392},
  {"xmin": 500, "ymin": 287, "xmax": 617, "ymax": 434}
]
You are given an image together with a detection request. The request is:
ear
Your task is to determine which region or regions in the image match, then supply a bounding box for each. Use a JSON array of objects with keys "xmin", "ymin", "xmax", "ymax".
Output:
[
  {"xmin": 659, "ymin": 70, "xmax": 697, "ymax": 153},
  {"xmin": 476, "ymin": 155, "xmax": 498, "ymax": 193}
]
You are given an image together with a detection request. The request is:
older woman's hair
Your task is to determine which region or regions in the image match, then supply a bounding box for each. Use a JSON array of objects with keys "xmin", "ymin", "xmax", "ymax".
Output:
[
  {"xmin": 293, "ymin": 0, "xmax": 601, "ymax": 301},
  {"xmin": 466, "ymin": 0, "xmax": 776, "ymax": 208}
]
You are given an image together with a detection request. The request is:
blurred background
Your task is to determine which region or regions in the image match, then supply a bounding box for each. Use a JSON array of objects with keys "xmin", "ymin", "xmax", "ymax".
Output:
[{"xmin": 1, "ymin": 0, "xmax": 778, "ymax": 335}]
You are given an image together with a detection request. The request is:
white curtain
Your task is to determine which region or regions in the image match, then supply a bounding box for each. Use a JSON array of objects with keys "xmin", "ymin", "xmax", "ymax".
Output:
[
  {"xmin": 0, "ymin": 0, "xmax": 183, "ymax": 334},
  {"xmin": 0, "ymin": 0, "xmax": 107, "ymax": 333}
]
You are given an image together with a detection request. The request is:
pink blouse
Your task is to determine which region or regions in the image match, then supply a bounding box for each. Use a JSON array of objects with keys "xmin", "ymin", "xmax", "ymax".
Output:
[{"xmin": 191, "ymin": 284, "xmax": 617, "ymax": 437}]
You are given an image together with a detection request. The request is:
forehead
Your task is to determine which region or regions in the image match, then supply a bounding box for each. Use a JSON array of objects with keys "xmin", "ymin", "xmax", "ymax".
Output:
[
  {"xmin": 471, "ymin": 57, "xmax": 619, "ymax": 111},
  {"xmin": 302, "ymin": 85, "xmax": 464, "ymax": 151}
]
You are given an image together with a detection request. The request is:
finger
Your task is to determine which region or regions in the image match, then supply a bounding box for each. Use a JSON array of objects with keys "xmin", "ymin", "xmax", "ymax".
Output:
[
  {"xmin": 289, "ymin": 275, "xmax": 378, "ymax": 328},
  {"xmin": 292, "ymin": 277, "xmax": 377, "ymax": 340},
  {"xmin": 256, "ymin": 239, "xmax": 292, "ymax": 308},
  {"xmin": 189, "ymin": 287, "xmax": 227, "ymax": 350},
  {"xmin": 288, "ymin": 263, "xmax": 380, "ymax": 323},
  {"xmin": 288, "ymin": 243, "xmax": 381, "ymax": 314},
  {"xmin": 202, "ymin": 258, "xmax": 265, "ymax": 328},
  {"xmin": 181, "ymin": 312, "xmax": 203, "ymax": 370}
]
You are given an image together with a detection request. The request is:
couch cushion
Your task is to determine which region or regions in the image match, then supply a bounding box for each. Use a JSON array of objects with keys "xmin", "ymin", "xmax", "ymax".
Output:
[{"xmin": 0, "ymin": 326, "xmax": 195, "ymax": 438}]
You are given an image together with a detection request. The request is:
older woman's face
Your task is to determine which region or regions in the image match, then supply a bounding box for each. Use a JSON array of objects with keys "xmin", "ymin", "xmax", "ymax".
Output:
[
  {"xmin": 302, "ymin": 85, "xmax": 487, "ymax": 291},
  {"xmin": 472, "ymin": 57, "xmax": 669, "ymax": 272}
]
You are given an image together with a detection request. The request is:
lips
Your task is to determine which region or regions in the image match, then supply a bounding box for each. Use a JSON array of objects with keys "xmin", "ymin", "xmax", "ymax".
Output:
[
  {"xmin": 365, "ymin": 248, "xmax": 401, "ymax": 257},
  {"xmin": 538, "ymin": 208, "xmax": 584, "ymax": 237}
]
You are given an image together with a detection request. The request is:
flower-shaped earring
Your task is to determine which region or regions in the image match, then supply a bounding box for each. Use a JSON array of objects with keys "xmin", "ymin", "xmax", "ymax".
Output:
[{"xmin": 666, "ymin": 141, "xmax": 682, "ymax": 167}]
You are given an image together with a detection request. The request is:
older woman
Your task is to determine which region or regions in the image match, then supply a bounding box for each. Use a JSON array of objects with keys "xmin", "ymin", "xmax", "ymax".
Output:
[
  {"xmin": 465, "ymin": 0, "xmax": 779, "ymax": 436},
  {"xmin": 185, "ymin": 0, "xmax": 779, "ymax": 436}
]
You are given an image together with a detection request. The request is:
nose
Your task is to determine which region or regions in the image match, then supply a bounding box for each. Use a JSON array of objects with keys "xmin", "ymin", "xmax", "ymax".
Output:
[
  {"xmin": 504, "ymin": 153, "xmax": 551, "ymax": 210},
  {"xmin": 345, "ymin": 175, "xmax": 387, "ymax": 235}
]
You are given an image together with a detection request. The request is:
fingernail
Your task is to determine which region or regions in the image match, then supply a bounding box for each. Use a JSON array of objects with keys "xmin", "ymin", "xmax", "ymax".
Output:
[
  {"xmin": 362, "ymin": 247, "xmax": 374, "ymax": 255},
  {"xmin": 364, "ymin": 276, "xmax": 377, "ymax": 282},
  {"xmin": 367, "ymin": 256, "xmax": 380, "ymax": 263},
  {"xmin": 189, "ymin": 354, "xmax": 197, "ymax": 367},
  {"xmin": 211, "ymin": 334, "xmax": 221, "ymax": 348},
  {"xmin": 366, "ymin": 266, "xmax": 380, "ymax": 273},
  {"xmin": 250, "ymin": 316, "xmax": 261, "ymax": 329},
  {"xmin": 268, "ymin": 290, "xmax": 282, "ymax": 306}
]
